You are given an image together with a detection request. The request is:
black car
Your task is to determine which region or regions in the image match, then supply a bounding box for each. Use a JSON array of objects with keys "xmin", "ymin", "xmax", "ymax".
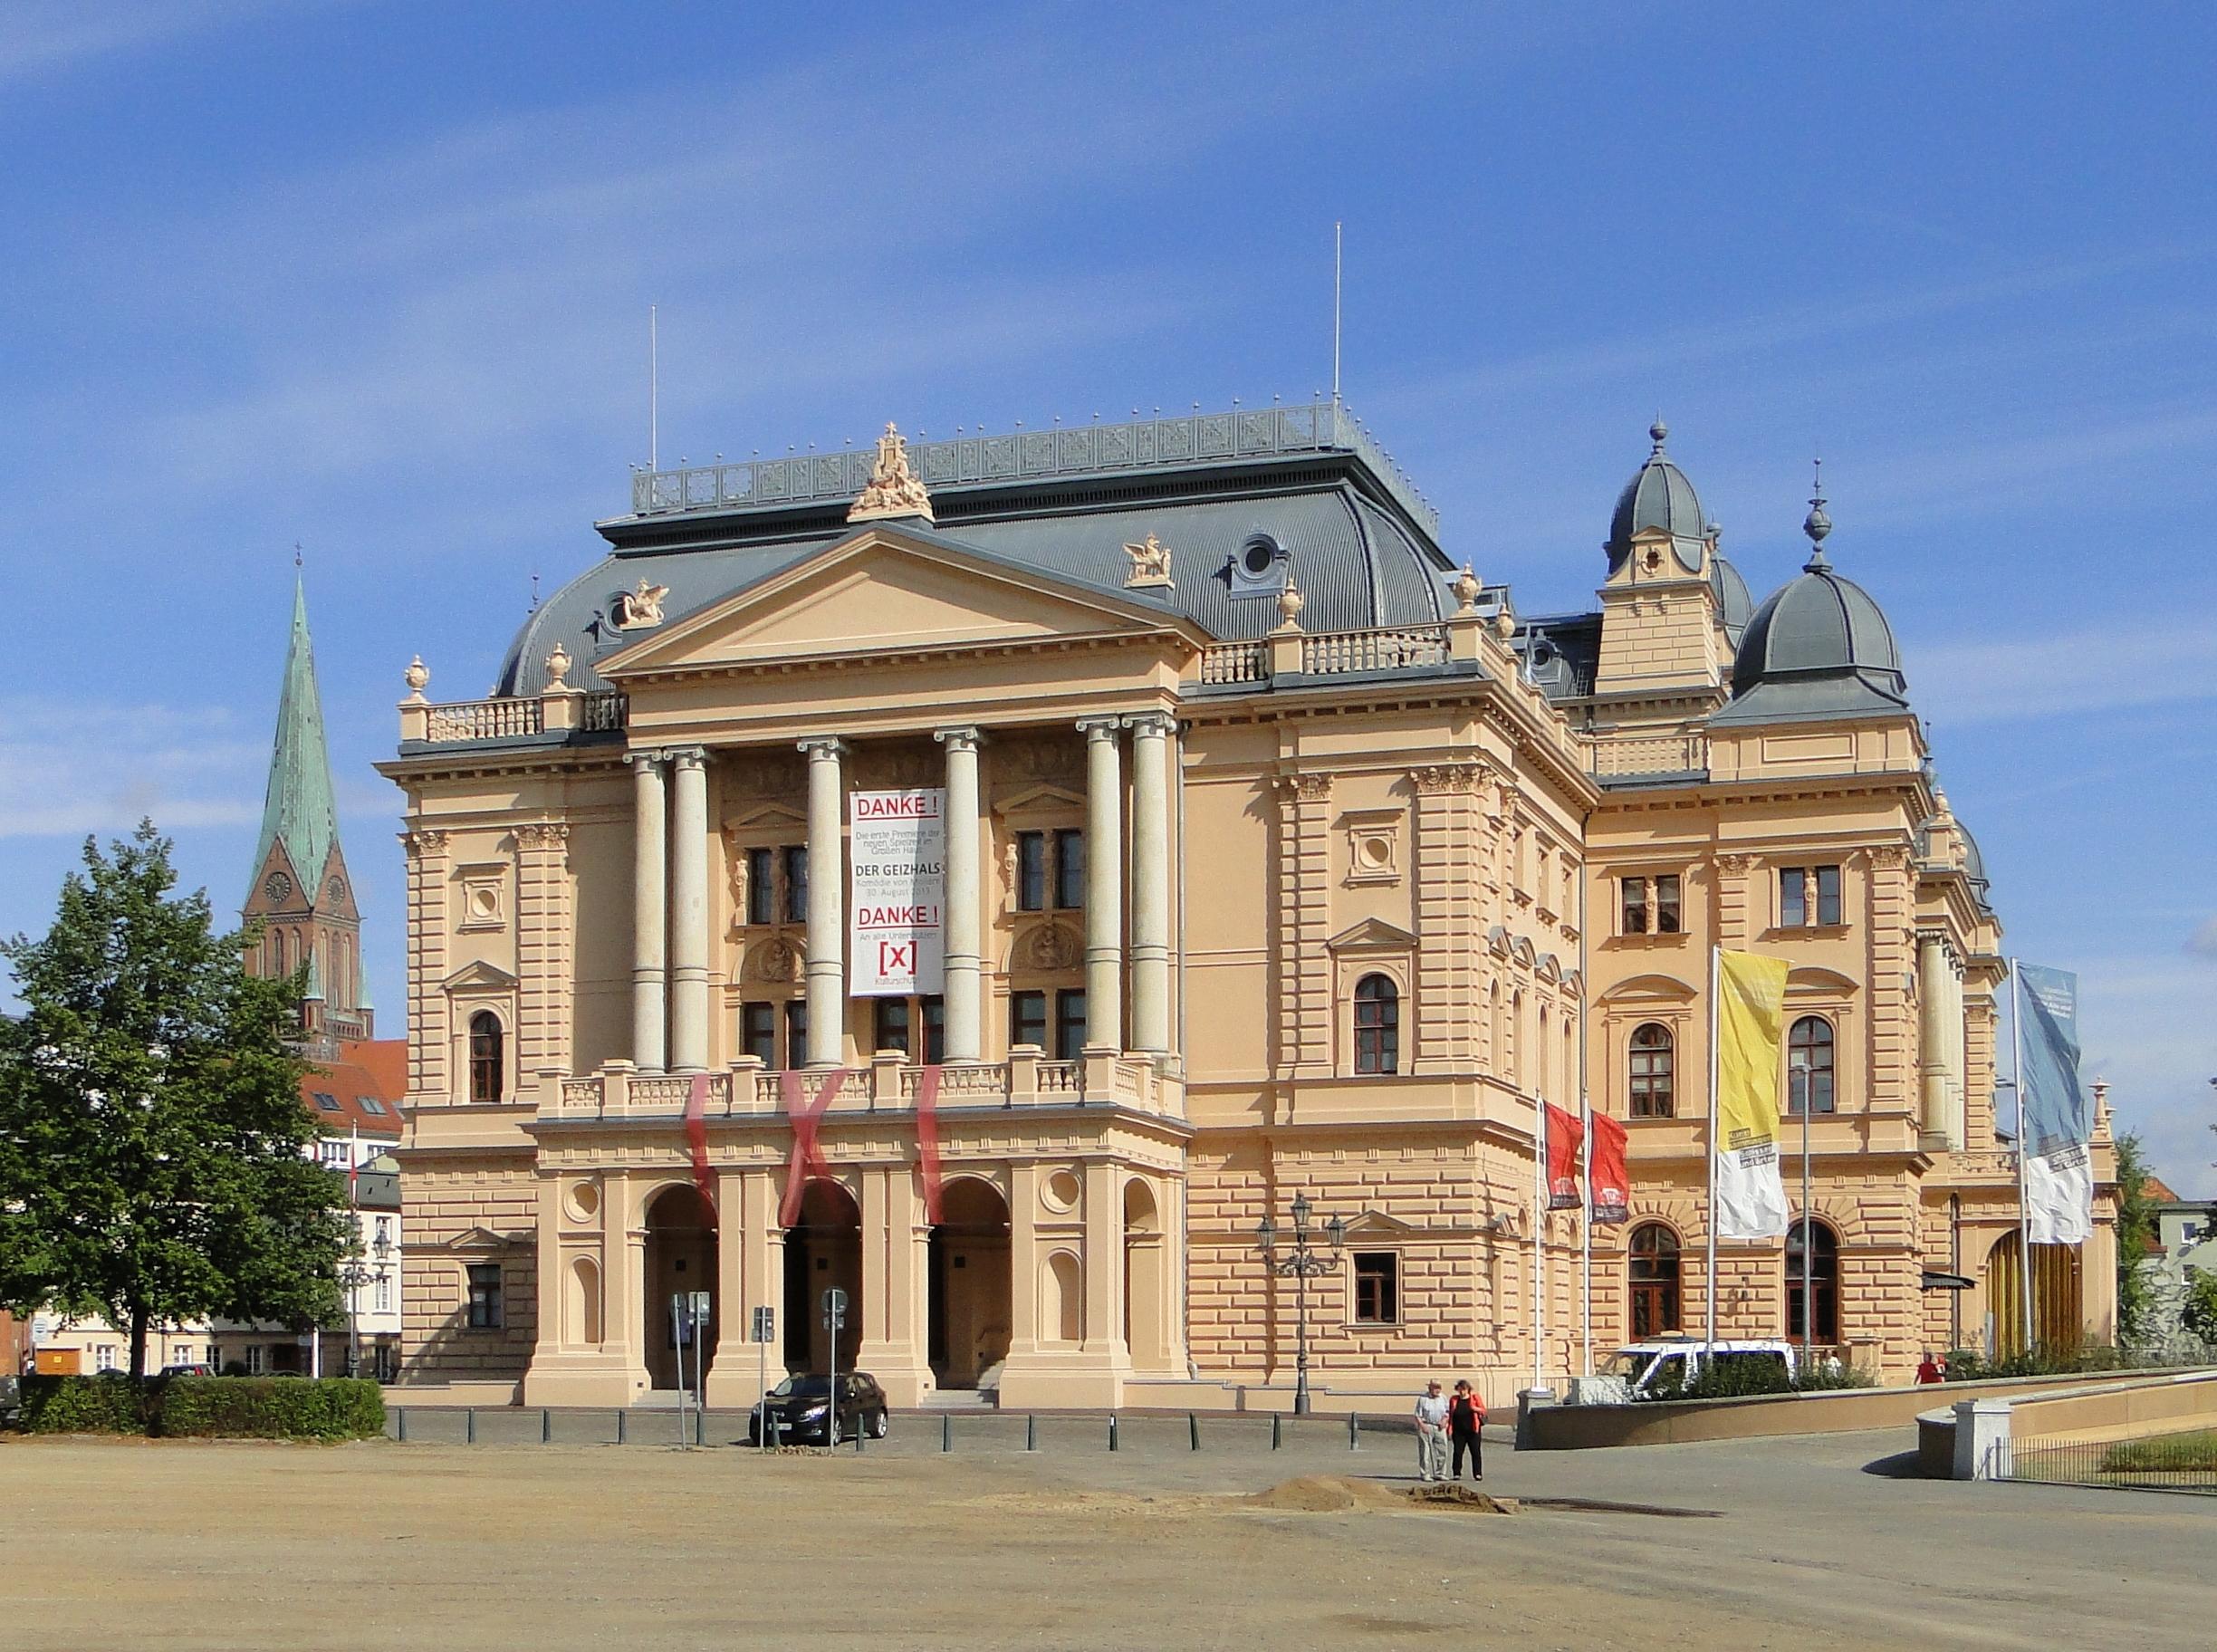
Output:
[{"xmin": 744, "ymin": 1372, "xmax": 888, "ymax": 1446}]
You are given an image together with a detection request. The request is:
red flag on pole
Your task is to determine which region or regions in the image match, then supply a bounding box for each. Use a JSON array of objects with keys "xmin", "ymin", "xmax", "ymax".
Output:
[
  {"xmin": 684, "ymin": 1073, "xmax": 717, "ymax": 1224},
  {"xmin": 915, "ymin": 1064, "xmax": 945, "ymax": 1225},
  {"xmin": 778, "ymin": 1068, "xmax": 847, "ymax": 1227},
  {"xmin": 1545, "ymin": 1101, "xmax": 1585, "ymax": 1210},
  {"xmin": 1588, "ymin": 1111, "xmax": 1630, "ymax": 1224}
]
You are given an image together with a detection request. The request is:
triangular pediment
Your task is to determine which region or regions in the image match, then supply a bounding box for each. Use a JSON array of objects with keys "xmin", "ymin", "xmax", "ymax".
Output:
[
  {"xmin": 1326, "ymin": 917, "xmax": 1417, "ymax": 953},
  {"xmin": 433, "ymin": 1225, "xmax": 532, "ymax": 1253},
  {"xmin": 1343, "ymin": 1207, "xmax": 1418, "ymax": 1235},
  {"xmin": 725, "ymin": 801, "xmax": 808, "ymax": 831},
  {"xmin": 598, "ymin": 525, "xmax": 1204, "ymax": 677},
  {"xmin": 442, "ymin": 960, "xmax": 519, "ymax": 992}
]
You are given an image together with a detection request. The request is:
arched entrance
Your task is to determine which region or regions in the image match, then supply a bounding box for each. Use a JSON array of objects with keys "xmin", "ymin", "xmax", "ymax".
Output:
[
  {"xmin": 643, "ymin": 1185, "xmax": 716, "ymax": 1392},
  {"xmin": 784, "ymin": 1180, "xmax": 861, "ymax": 1374},
  {"xmin": 1987, "ymin": 1231, "xmax": 2082, "ymax": 1359},
  {"xmin": 928, "ymin": 1177, "xmax": 1012, "ymax": 1390}
]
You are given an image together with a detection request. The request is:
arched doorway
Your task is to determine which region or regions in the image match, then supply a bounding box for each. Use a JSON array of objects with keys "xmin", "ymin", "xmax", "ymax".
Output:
[
  {"xmin": 1987, "ymin": 1231, "xmax": 2082, "ymax": 1359},
  {"xmin": 643, "ymin": 1185, "xmax": 716, "ymax": 1392},
  {"xmin": 928, "ymin": 1177, "xmax": 1012, "ymax": 1390},
  {"xmin": 784, "ymin": 1180, "xmax": 861, "ymax": 1375},
  {"xmin": 1123, "ymin": 1178, "xmax": 1166, "ymax": 1369},
  {"xmin": 1785, "ymin": 1219, "xmax": 1839, "ymax": 1345}
]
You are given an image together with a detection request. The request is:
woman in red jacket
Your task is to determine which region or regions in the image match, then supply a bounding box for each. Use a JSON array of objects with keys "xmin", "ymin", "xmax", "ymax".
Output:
[{"xmin": 1447, "ymin": 1379, "xmax": 1486, "ymax": 1482}]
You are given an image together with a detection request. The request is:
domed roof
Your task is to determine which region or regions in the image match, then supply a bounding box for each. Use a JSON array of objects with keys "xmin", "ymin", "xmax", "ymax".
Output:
[
  {"xmin": 1714, "ymin": 485, "xmax": 1912, "ymax": 725},
  {"xmin": 1607, "ymin": 420, "xmax": 1708, "ymax": 574},
  {"xmin": 1710, "ymin": 552, "xmax": 1753, "ymax": 644}
]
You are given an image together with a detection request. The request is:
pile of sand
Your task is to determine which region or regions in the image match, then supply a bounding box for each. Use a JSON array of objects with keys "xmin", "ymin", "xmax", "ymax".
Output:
[{"xmin": 1242, "ymin": 1476, "xmax": 1519, "ymax": 1514}]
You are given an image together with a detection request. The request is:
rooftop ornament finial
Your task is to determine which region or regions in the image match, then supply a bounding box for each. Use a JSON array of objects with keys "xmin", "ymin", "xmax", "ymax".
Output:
[
  {"xmin": 848, "ymin": 420, "xmax": 936, "ymax": 524},
  {"xmin": 1649, "ymin": 416, "xmax": 1669, "ymax": 455},
  {"xmin": 1452, "ymin": 564, "xmax": 1482, "ymax": 612},
  {"xmin": 1802, "ymin": 457, "xmax": 1832, "ymax": 568}
]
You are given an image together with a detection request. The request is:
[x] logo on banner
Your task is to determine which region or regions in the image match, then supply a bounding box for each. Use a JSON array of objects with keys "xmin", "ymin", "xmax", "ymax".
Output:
[{"xmin": 849, "ymin": 788, "xmax": 946, "ymax": 996}]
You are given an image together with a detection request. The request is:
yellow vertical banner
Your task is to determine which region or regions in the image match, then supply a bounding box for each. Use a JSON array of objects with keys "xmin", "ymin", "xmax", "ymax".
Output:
[{"xmin": 1713, "ymin": 949, "xmax": 1791, "ymax": 1239}]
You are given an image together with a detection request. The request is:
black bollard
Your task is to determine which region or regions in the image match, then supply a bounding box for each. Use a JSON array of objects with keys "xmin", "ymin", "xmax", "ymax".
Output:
[
  {"xmin": 1026, "ymin": 1414, "xmax": 1037, "ymax": 1452},
  {"xmin": 617, "ymin": 1409, "xmax": 628, "ymax": 1446},
  {"xmin": 1348, "ymin": 1411, "xmax": 1360, "ymax": 1450},
  {"xmin": 465, "ymin": 1407, "xmax": 476, "ymax": 1445},
  {"xmin": 942, "ymin": 1414, "xmax": 952, "ymax": 1453},
  {"xmin": 1108, "ymin": 1413, "xmax": 1118, "ymax": 1452},
  {"xmin": 1272, "ymin": 1413, "xmax": 1282, "ymax": 1450},
  {"xmin": 542, "ymin": 1407, "xmax": 552, "ymax": 1444},
  {"xmin": 1189, "ymin": 1412, "xmax": 1200, "ymax": 1452}
]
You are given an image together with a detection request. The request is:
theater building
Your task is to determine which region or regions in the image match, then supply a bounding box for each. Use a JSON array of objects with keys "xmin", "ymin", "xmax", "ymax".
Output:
[{"xmin": 381, "ymin": 406, "xmax": 2115, "ymax": 1410}]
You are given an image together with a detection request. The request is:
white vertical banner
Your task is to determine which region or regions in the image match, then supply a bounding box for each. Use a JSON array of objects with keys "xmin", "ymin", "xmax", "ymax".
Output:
[{"xmin": 849, "ymin": 789, "xmax": 945, "ymax": 996}]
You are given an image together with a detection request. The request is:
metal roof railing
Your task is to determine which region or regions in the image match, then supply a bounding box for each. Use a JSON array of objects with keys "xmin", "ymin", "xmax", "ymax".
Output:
[{"xmin": 628, "ymin": 399, "xmax": 1441, "ymax": 541}]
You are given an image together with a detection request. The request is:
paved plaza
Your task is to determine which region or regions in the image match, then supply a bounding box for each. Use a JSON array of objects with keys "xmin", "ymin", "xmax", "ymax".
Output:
[{"xmin": 3, "ymin": 1422, "xmax": 2210, "ymax": 1650}]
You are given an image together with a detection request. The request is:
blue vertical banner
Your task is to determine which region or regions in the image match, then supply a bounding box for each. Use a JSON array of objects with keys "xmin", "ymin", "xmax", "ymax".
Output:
[{"xmin": 2016, "ymin": 963, "xmax": 2092, "ymax": 1244}]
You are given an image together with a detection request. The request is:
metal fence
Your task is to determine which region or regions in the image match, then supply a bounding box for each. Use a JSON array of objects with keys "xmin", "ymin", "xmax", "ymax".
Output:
[{"xmin": 2008, "ymin": 1432, "xmax": 2217, "ymax": 1494}]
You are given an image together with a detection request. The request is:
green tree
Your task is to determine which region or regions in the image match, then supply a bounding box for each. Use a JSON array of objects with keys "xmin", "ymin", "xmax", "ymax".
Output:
[
  {"xmin": 0, "ymin": 823, "xmax": 351, "ymax": 1378},
  {"xmin": 2183, "ymin": 1268, "xmax": 2217, "ymax": 1348},
  {"xmin": 2112, "ymin": 1132, "xmax": 2156, "ymax": 1345}
]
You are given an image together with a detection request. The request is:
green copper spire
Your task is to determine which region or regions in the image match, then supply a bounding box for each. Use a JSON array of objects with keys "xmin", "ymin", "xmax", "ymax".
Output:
[{"xmin": 252, "ymin": 577, "xmax": 341, "ymax": 899}]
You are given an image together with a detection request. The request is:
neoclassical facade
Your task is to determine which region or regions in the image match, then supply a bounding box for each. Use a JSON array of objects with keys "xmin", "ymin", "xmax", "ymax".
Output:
[{"xmin": 382, "ymin": 407, "xmax": 2114, "ymax": 1409}]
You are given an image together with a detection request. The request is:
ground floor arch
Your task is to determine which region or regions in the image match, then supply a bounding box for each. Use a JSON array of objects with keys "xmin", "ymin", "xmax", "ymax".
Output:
[
  {"xmin": 929, "ymin": 1177, "xmax": 1012, "ymax": 1389},
  {"xmin": 643, "ymin": 1184, "xmax": 715, "ymax": 1392},
  {"xmin": 785, "ymin": 1179, "xmax": 862, "ymax": 1375}
]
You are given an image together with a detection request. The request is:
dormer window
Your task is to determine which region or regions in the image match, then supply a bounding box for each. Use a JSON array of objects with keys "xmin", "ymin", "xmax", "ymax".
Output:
[{"xmin": 1226, "ymin": 534, "xmax": 1289, "ymax": 598}]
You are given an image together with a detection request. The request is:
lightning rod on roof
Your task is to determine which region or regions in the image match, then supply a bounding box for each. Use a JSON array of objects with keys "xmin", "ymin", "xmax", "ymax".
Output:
[
  {"xmin": 1332, "ymin": 220, "xmax": 1343, "ymax": 406},
  {"xmin": 649, "ymin": 304, "xmax": 659, "ymax": 473}
]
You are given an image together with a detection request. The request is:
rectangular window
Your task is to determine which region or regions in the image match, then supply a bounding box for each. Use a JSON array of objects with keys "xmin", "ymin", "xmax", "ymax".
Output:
[
  {"xmin": 1656, "ymin": 874, "xmax": 1682, "ymax": 934},
  {"xmin": 1353, "ymin": 1253, "xmax": 1399, "ymax": 1324},
  {"xmin": 782, "ymin": 845, "xmax": 809, "ymax": 925},
  {"xmin": 95, "ymin": 1344, "xmax": 116, "ymax": 1372},
  {"xmin": 1780, "ymin": 866, "xmax": 1843, "ymax": 927},
  {"xmin": 746, "ymin": 847, "xmax": 775, "ymax": 927},
  {"xmin": 782, "ymin": 998, "xmax": 809, "ymax": 1068},
  {"xmin": 245, "ymin": 1345, "xmax": 264, "ymax": 1376},
  {"xmin": 375, "ymin": 1277, "xmax": 392, "ymax": 1313},
  {"xmin": 1053, "ymin": 989, "xmax": 1088, "ymax": 1061},
  {"xmin": 920, "ymin": 995, "xmax": 945, "ymax": 1065},
  {"xmin": 466, "ymin": 1263, "xmax": 504, "ymax": 1330},
  {"xmin": 874, "ymin": 995, "xmax": 911, "ymax": 1055},
  {"xmin": 1010, "ymin": 989, "xmax": 1048, "ymax": 1051},
  {"xmin": 1016, "ymin": 831, "xmax": 1047, "ymax": 912},
  {"xmin": 1621, "ymin": 876, "xmax": 1648, "ymax": 935},
  {"xmin": 1052, "ymin": 829, "xmax": 1086, "ymax": 911},
  {"xmin": 741, "ymin": 1001, "xmax": 777, "ymax": 1067}
]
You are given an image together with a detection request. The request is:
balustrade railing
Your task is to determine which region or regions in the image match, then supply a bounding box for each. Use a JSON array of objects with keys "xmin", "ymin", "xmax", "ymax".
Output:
[
  {"xmin": 1198, "ymin": 640, "xmax": 1268, "ymax": 685},
  {"xmin": 1300, "ymin": 624, "xmax": 1449, "ymax": 676},
  {"xmin": 416, "ymin": 689, "xmax": 627, "ymax": 744},
  {"xmin": 541, "ymin": 1055, "xmax": 1177, "ymax": 1119},
  {"xmin": 1582, "ymin": 732, "xmax": 1707, "ymax": 778}
]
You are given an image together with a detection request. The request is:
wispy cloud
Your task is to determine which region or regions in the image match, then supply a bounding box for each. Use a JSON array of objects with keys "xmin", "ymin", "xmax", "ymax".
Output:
[
  {"xmin": 2189, "ymin": 917, "xmax": 2217, "ymax": 960},
  {"xmin": 0, "ymin": 698, "xmax": 263, "ymax": 839},
  {"xmin": 0, "ymin": 0, "xmax": 319, "ymax": 82},
  {"xmin": 1906, "ymin": 617, "xmax": 2217, "ymax": 725}
]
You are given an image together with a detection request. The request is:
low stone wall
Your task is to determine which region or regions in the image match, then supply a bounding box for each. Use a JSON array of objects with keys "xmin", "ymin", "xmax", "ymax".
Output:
[
  {"xmin": 1929, "ymin": 1369, "xmax": 2217, "ymax": 1478},
  {"xmin": 1524, "ymin": 1367, "xmax": 2201, "ymax": 1453}
]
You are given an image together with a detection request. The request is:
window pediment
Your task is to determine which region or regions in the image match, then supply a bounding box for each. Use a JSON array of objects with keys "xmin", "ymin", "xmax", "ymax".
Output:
[
  {"xmin": 1326, "ymin": 917, "xmax": 1417, "ymax": 955},
  {"xmin": 431, "ymin": 1225, "xmax": 530, "ymax": 1253},
  {"xmin": 1598, "ymin": 972, "xmax": 1699, "ymax": 1004},
  {"xmin": 442, "ymin": 960, "xmax": 518, "ymax": 992}
]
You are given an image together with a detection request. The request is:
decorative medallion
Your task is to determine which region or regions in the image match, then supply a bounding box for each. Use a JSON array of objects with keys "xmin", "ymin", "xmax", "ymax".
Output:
[{"xmin": 1020, "ymin": 923, "xmax": 1080, "ymax": 973}]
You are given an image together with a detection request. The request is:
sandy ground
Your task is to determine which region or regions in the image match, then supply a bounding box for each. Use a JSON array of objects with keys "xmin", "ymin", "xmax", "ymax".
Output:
[{"xmin": 2, "ymin": 1424, "xmax": 2212, "ymax": 1651}]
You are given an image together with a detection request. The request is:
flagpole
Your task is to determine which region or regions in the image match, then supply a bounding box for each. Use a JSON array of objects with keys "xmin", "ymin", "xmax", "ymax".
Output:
[
  {"xmin": 1800, "ymin": 1063, "xmax": 1812, "ymax": 1354},
  {"xmin": 1706, "ymin": 945, "xmax": 1720, "ymax": 1357},
  {"xmin": 1532, "ymin": 1092, "xmax": 1546, "ymax": 1392},
  {"xmin": 2011, "ymin": 957, "xmax": 2034, "ymax": 1354},
  {"xmin": 1580, "ymin": 1089, "xmax": 1593, "ymax": 1379}
]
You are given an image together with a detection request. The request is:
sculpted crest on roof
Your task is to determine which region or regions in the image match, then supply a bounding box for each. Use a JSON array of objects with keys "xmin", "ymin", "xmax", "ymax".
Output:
[{"xmin": 848, "ymin": 422, "xmax": 936, "ymax": 524}]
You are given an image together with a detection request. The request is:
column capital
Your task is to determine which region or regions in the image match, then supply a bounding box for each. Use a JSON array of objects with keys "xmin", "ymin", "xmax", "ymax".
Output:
[
  {"xmin": 1075, "ymin": 715, "xmax": 1123, "ymax": 742},
  {"xmin": 933, "ymin": 726, "xmax": 984, "ymax": 753},
  {"xmin": 1122, "ymin": 709, "xmax": 1178, "ymax": 738},
  {"xmin": 668, "ymin": 745, "xmax": 708, "ymax": 772},
  {"xmin": 623, "ymin": 748, "xmax": 667, "ymax": 772},
  {"xmin": 797, "ymin": 736, "xmax": 850, "ymax": 761}
]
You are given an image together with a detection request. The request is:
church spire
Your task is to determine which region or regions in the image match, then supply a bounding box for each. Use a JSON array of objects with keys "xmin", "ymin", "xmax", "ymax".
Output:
[{"xmin": 253, "ymin": 576, "xmax": 341, "ymax": 898}]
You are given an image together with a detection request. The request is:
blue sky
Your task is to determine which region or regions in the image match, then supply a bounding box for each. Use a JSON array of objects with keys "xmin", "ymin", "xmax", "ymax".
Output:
[{"xmin": 3, "ymin": 2, "xmax": 2212, "ymax": 1190}]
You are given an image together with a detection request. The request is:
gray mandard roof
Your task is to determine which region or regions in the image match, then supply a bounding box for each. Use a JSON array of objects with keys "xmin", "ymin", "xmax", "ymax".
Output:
[
  {"xmin": 495, "ymin": 442, "xmax": 1454, "ymax": 696},
  {"xmin": 1607, "ymin": 420, "xmax": 1710, "ymax": 575},
  {"xmin": 1713, "ymin": 549, "xmax": 1910, "ymax": 725}
]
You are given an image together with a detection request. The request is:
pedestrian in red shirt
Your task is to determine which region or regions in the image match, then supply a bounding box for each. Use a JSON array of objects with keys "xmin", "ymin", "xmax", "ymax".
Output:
[{"xmin": 1447, "ymin": 1379, "xmax": 1486, "ymax": 1483}]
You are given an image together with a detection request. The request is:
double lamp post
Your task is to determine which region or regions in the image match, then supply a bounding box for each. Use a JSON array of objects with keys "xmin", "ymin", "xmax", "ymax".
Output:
[{"xmin": 1255, "ymin": 1192, "xmax": 1346, "ymax": 1416}]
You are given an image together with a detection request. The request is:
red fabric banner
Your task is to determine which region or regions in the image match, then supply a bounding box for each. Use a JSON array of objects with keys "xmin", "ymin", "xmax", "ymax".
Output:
[
  {"xmin": 915, "ymin": 1063, "xmax": 945, "ymax": 1225},
  {"xmin": 777, "ymin": 1068, "xmax": 847, "ymax": 1228},
  {"xmin": 1545, "ymin": 1101, "xmax": 1585, "ymax": 1210},
  {"xmin": 1588, "ymin": 1110, "xmax": 1630, "ymax": 1225},
  {"xmin": 684, "ymin": 1073, "xmax": 717, "ymax": 1225}
]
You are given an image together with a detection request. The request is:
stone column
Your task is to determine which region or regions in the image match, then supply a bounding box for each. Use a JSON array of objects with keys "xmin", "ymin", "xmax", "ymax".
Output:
[
  {"xmin": 669, "ymin": 748, "xmax": 711, "ymax": 1072},
  {"xmin": 1078, "ymin": 717, "xmax": 1124, "ymax": 1051},
  {"xmin": 936, "ymin": 727, "xmax": 984, "ymax": 1062},
  {"xmin": 1081, "ymin": 1157, "xmax": 1128, "ymax": 1369},
  {"xmin": 628, "ymin": 753, "xmax": 668, "ymax": 1073},
  {"xmin": 402, "ymin": 829, "xmax": 451, "ymax": 1100},
  {"xmin": 800, "ymin": 737, "xmax": 849, "ymax": 1068},
  {"xmin": 1918, "ymin": 933, "xmax": 1950, "ymax": 1141},
  {"xmin": 1127, "ymin": 711, "xmax": 1176, "ymax": 1054}
]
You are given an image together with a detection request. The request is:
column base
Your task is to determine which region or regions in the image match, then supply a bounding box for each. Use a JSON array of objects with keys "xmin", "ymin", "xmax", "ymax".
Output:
[
  {"xmin": 996, "ymin": 1348, "xmax": 1130, "ymax": 1410},
  {"xmin": 853, "ymin": 1341, "xmax": 934, "ymax": 1408},
  {"xmin": 523, "ymin": 1352, "xmax": 652, "ymax": 1408}
]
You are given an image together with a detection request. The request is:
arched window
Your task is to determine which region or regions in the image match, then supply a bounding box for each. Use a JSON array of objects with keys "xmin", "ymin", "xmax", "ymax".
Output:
[
  {"xmin": 1538, "ymin": 1002, "xmax": 1551, "ymax": 1097},
  {"xmin": 468, "ymin": 1012, "xmax": 504, "ymax": 1105},
  {"xmin": 1629, "ymin": 1023, "xmax": 1675, "ymax": 1118},
  {"xmin": 1786, "ymin": 1219, "xmax": 1839, "ymax": 1344},
  {"xmin": 1787, "ymin": 1016, "xmax": 1835, "ymax": 1115},
  {"xmin": 1628, "ymin": 1224, "xmax": 1682, "ymax": 1337},
  {"xmin": 270, "ymin": 927, "xmax": 285, "ymax": 976},
  {"xmin": 1353, "ymin": 975, "xmax": 1399, "ymax": 1074}
]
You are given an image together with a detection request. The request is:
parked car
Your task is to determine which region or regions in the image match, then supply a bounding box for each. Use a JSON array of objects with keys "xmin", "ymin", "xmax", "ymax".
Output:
[
  {"xmin": 158, "ymin": 1363, "xmax": 215, "ymax": 1378},
  {"xmin": 0, "ymin": 1375, "xmax": 20, "ymax": 1428},
  {"xmin": 745, "ymin": 1372, "xmax": 889, "ymax": 1445},
  {"xmin": 1598, "ymin": 1339, "xmax": 1803, "ymax": 1402}
]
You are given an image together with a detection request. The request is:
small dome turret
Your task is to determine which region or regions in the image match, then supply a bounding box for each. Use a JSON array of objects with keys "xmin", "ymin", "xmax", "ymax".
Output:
[{"xmin": 1606, "ymin": 418, "xmax": 1710, "ymax": 575}]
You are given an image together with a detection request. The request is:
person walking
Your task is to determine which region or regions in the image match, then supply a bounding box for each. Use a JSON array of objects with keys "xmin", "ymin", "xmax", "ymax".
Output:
[
  {"xmin": 1413, "ymin": 1378, "xmax": 1450, "ymax": 1482},
  {"xmin": 1447, "ymin": 1379, "xmax": 1486, "ymax": 1482}
]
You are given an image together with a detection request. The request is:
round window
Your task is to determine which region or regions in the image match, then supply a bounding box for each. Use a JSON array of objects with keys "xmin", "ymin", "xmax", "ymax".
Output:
[{"xmin": 1242, "ymin": 540, "xmax": 1277, "ymax": 576}]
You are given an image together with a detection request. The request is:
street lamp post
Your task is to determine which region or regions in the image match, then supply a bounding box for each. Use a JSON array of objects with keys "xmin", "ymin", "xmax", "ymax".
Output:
[{"xmin": 1256, "ymin": 1192, "xmax": 1346, "ymax": 1417}]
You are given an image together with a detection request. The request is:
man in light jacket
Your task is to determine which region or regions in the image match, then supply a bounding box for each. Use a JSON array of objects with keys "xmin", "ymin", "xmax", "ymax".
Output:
[{"xmin": 1413, "ymin": 1378, "xmax": 1450, "ymax": 1482}]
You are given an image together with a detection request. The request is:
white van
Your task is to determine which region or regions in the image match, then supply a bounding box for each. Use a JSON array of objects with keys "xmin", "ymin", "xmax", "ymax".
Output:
[{"xmin": 1597, "ymin": 1339, "xmax": 1803, "ymax": 1402}]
